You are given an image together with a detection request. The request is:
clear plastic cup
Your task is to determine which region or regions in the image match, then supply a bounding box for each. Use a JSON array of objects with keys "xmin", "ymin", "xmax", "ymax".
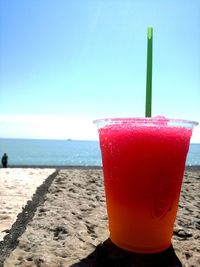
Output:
[{"xmin": 94, "ymin": 117, "xmax": 198, "ymax": 253}]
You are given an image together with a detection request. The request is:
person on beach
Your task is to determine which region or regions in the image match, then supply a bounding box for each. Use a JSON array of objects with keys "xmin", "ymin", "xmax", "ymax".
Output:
[{"xmin": 1, "ymin": 153, "xmax": 8, "ymax": 168}]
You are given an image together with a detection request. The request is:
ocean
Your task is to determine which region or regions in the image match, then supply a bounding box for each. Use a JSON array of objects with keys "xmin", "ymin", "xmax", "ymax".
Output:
[{"xmin": 0, "ymin": 138, "xmax": 200, "ymax": 167}]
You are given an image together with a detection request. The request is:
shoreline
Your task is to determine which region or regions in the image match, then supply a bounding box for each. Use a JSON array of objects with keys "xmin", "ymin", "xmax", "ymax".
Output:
[
  {"xmin": 0, "ymin": 165, "xmax": 103, "ymax": 170},
  {"xmin": 1, "ymin": 165, "xmax": 200, "ymax": 171}
]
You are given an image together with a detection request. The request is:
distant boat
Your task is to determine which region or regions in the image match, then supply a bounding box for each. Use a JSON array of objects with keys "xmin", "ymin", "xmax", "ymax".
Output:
[{"xmin": 67, "ymin": 139, "xmax": 72, "ymax": 141}]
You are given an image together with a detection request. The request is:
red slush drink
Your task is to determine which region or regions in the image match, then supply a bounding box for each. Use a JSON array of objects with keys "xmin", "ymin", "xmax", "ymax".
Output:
[{"xmin": 95, "ymin": 117, "xmax": 198, "ymax": 253}]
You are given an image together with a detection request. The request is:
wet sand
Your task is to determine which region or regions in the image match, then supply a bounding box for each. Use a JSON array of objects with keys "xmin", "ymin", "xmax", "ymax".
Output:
[{"xmin": 0, "ymin": 167, "xmax": 200, "ymax": 267}]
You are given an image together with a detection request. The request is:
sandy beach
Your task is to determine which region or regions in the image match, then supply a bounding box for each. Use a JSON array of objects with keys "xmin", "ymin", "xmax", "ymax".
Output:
[
  {"xmin": 0, "ymin": 168, "xmax": 56, "ymax": 241},
  {"xmin": 0, "ymin": 167, "xmax": 200, "ymax": 267}
]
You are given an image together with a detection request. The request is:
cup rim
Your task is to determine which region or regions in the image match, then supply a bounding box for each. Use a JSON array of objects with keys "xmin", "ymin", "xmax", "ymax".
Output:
[{"xmin": 93, "ymin": 117, "xmax": 199, "ymax": 129}]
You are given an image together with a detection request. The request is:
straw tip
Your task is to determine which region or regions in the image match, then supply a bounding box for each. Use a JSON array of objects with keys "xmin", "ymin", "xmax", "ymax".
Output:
[{"xmin": 148, "ymin": 27, "xmax": 153, "ymax": 39}]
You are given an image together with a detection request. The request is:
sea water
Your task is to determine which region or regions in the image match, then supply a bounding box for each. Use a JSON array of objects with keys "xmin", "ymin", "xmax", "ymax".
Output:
[{"xmin": 0, "ymin": 138, "xmax": 199, "ymax": 167}]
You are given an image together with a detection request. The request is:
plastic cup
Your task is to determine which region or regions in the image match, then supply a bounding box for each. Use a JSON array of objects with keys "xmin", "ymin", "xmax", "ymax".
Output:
[{"xmin": 94, "ymin": 117, "xmax": 198, "ymax": 253}]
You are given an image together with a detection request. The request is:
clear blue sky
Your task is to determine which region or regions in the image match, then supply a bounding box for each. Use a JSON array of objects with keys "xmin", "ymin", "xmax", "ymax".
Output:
[{"xmin": 0, "ymin": 0, "xmax": 200, "ymax": 141}]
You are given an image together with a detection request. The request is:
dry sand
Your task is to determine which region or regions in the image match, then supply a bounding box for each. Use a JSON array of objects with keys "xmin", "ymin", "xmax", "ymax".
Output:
[
  {"xmin": 0, "ymin": 168, "xmax": 200, "ymax": 267},
  {"xmin": 0, "ymin": 168, "xmax": 56, "ymax": 241}
]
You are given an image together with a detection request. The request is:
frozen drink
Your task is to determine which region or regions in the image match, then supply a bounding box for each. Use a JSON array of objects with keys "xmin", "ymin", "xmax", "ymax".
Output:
[{"xmin": 95, "ymin": 117, "xmax": 198, "ymax": 253}]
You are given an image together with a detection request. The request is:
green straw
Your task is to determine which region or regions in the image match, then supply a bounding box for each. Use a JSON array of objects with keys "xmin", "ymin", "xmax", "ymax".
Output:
[{"xmin": 145, "ymin": 27, "xmax": 153, "ymax": 117}]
